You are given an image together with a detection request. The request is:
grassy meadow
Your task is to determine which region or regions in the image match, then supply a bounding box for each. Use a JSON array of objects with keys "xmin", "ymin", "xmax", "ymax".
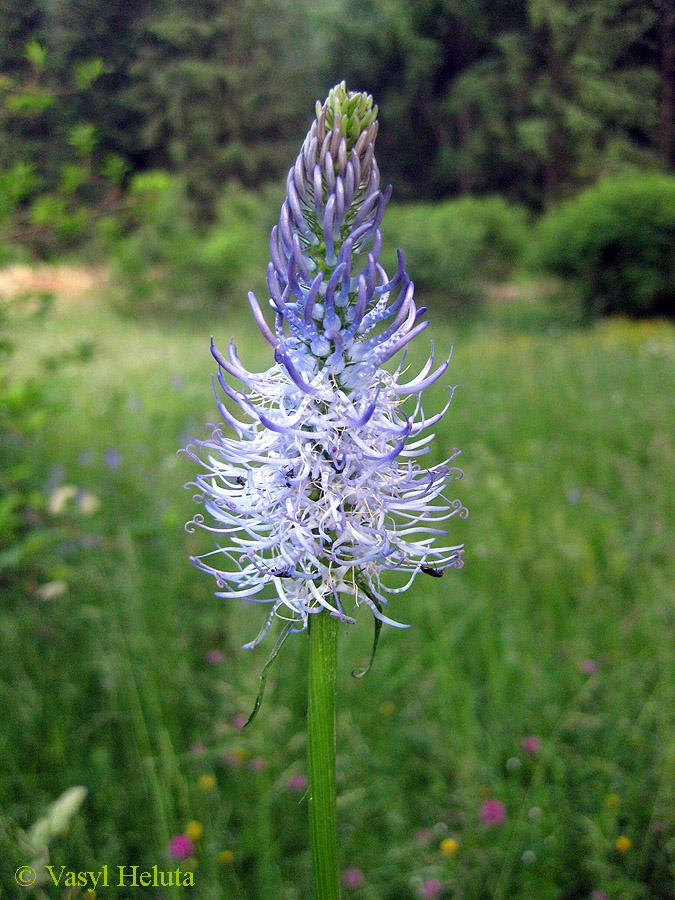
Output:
[{"xmin": 2, "ymin": 277, "xmax": 675, "ymax": 900}]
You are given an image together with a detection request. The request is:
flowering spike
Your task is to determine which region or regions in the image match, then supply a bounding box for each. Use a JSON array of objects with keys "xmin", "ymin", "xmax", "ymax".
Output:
[{"xmin": 183, "ymin": 86, "xmax": 466, "ymax": 650}]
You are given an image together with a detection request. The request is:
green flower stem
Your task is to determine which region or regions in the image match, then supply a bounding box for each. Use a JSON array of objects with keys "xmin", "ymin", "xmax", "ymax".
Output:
[{"xmin": 308, "ymin": 610, "xmax": 341, "ymax": 900}]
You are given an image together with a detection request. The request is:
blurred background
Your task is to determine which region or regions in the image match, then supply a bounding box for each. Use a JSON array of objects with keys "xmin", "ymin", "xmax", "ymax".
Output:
[{"xmin": 1, "ymin": 1, "xmax": 675, "ymax": 898}]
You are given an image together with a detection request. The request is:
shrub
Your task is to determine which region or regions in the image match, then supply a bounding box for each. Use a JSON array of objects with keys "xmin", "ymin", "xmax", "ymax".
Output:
[
  {"xmin": 0, "ymin": 364, "xmax": 57, "ymax": 598},
  {"xmin": 379, "ymin": 195, "xmax": 530, "ymax": 310},
  {"xmin": 111, "ymin": 174, "xmax": 268, "ymax": 311},
  {"xmin": 530, "ymin": 174, "xmax": 675, "ymax": 318}
]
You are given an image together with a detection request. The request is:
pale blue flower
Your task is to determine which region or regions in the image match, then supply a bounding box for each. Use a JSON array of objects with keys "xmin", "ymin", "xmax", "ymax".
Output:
[{"xmin": 184, "ymin": 84, "xmax": 466, "ymax": 648}]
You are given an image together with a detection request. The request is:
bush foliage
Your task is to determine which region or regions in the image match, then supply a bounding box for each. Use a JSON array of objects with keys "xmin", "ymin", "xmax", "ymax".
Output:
[
  {"xmin": 111, "ymin": 175, "xmax": 271, "ymax": 311},
  {"xmin": 380, "ymin": 196, "xmax": 530, "ymax": 309},
  {"xmin": 530, "ymin": 174, "xmax": 675, "ymax": 319},
  {"xmin": 110, "ymin": 187, "xmax": 531, "ymax": 315}
]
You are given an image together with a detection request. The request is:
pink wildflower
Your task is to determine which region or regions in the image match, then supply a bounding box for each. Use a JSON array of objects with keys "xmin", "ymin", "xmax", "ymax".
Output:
[
  {"xmin": 168, "ymin": 834, "xmax": 195, "ymax": 859},
  {"xmin": 480, "ymin": 799, "xmax": 507, "ymax": 826},
  {"xmin": 342, "ymin": 867, "xmax": 364, "ymax": 889},
  {"xmin": 420, "ymin": 878, "xmax": 444, "ymax": 899},
  {"xmin": 521, "ymin": 735, "xmax": 541, "ymax": 754},
  {"xmin": 287, "ymin": 773, "xmax": 308, "ymax": 792}
]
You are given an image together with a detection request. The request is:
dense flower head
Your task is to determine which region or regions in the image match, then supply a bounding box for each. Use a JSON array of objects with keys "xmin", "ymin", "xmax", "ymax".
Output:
[{"xmin": 184, "ymin": 83, "xmax": 466, "ymax": 647}]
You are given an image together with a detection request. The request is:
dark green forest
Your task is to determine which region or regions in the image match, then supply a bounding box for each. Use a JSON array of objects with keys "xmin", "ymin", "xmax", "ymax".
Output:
[
  {"xmin": 2, "ymin": 0, "xmax": 675, "ymax": 320},
  {"xmin": 1, "ymin": 0, "xmax": 673, "ymax": 226}
]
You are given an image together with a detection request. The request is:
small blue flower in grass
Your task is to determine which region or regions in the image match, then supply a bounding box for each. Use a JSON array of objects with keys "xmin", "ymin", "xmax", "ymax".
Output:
[{"xmin": 183, "ymin": 83, "xmax": 467, "ymax": 666}]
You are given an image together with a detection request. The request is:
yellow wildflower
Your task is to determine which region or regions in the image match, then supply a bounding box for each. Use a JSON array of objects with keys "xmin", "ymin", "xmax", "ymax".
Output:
[
  {"xmin": 440, "ymin": 837, "xmax": 459, "ymax": 857},
  {"xmin": 198, "ymin": 773, "xmax": 216, "ymax": 791},
  {"xmin": 616, "ymin": 835, "xmax": 631, "ymax": 853},
  {"xmin": 185, "ymin": 820, "xmax": 203, "ymax": 841}
]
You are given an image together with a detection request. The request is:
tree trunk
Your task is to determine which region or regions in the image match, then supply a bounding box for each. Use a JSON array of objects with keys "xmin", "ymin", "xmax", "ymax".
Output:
[{"xmin": 661, "ymin": 0, "xmax": 675, "ymax": 168}]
